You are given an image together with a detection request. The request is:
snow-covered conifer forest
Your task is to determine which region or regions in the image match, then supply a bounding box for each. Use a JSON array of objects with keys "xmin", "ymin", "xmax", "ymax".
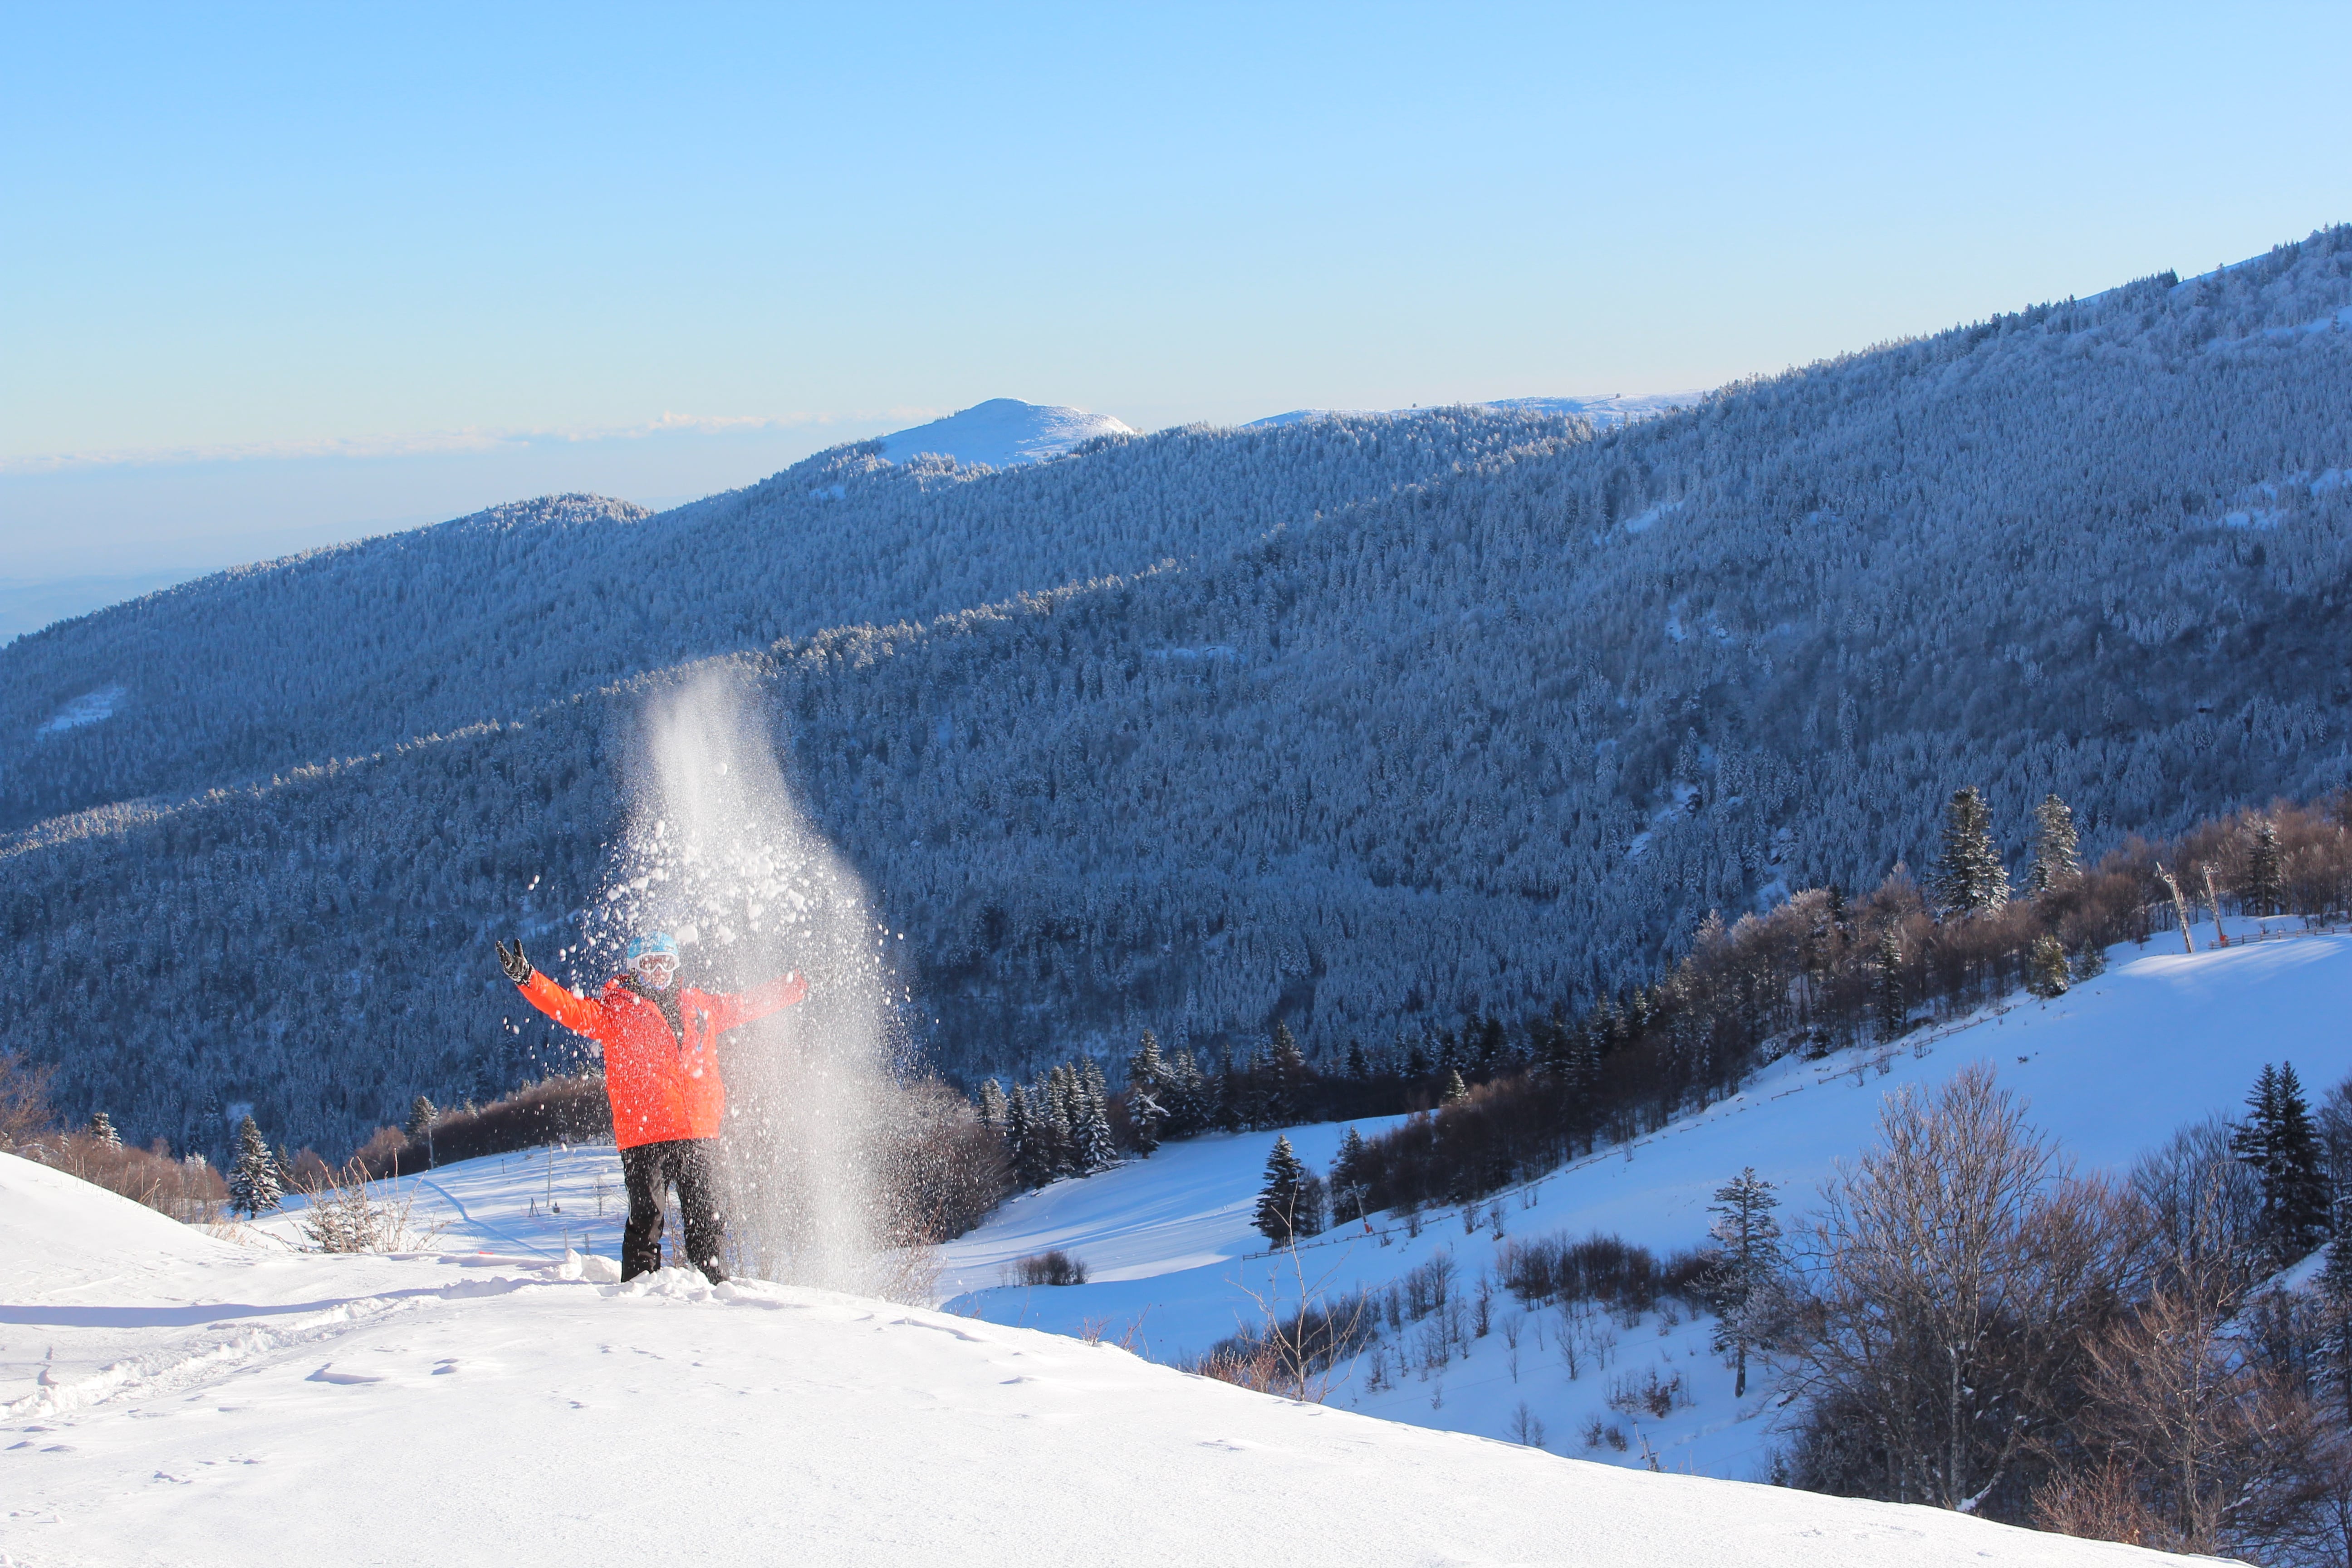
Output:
[{"xmin": 8, "ymin": 227, "xmax": 2352, "ymax": 1160}]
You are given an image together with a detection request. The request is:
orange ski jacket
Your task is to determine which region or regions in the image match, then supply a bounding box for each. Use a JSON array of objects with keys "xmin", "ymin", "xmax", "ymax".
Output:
[{"xmin": 516, "ymin": 969, "xmax": 807, "ymax": 1149}]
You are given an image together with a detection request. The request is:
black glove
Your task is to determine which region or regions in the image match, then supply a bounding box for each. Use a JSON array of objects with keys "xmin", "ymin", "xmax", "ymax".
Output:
[{"xmin": 495, "ymin": 938, "xmax": 533, "ymax": 985}]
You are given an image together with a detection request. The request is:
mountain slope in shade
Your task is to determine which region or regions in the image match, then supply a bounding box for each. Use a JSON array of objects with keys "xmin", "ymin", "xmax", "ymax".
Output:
[
  {"xmin": 3, "ymin": 1152, "xmax": 2205, "ymax": 1568},
  {"xmin": 874, "ymin": 397, "xmax": 1139, "ymax": 468}
]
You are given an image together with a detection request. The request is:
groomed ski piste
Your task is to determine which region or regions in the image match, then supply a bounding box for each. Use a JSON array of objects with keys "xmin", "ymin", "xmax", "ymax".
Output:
[{"xmin": 4, "ymin": 921, "xmax": 2339, "ymax": 1566}]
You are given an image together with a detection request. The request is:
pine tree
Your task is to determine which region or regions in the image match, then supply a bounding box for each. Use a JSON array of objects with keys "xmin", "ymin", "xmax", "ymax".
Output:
[
  {"xmin": 2023, "ymin": 794, "xmax": 2081, "ymax": 897},
  {"xmin": 976, "ymin": 1077, "xmax": 1009, "ymax": 1133},
  {"xmin": 88, "ymin": 1110, "xmax": 121, "ymax": 1149},
  {"xmin": 2246, "ymin": 817, "xmax": 2286, "ymax": 917},
  {"xmin": 2319, "ymin": 1235, "xmax": 2352, "ymax": 1423},
  {"xmin": 1253, "ymin": 1135, "xmax": 1310, "ymax": 1245},
  {"xmin": 1075, "ymin": 1060, "xmax": 1120, "ymax": 1173},
  {"xmin": 1874, "ymin": 927, "xmax": 1908, "ymax": 1038},
  {"xmin": 1533, "ymin": 1012, "xmax": 1573, "ymax": 1081},
  {"xmin": 1124, "ymin": 1030, "xmax": 1167, "ymax": 1155},
  {"xmin": 1702, "ymin": 1167, "xmax": 1781, "ymax": 1397},
  {"xmin": 1402, "ymin": 1035, "xmax": 1431, "ymax": 1079},
  {"xmin": 1044, "ymin": 1066, "xmax": 1079, "ymax": 1176},
  {"xmin": 1166, "ymin": 1050, "xmax": 1207, "ymax": 1139},
  {"xmin": 2233, "ymin": 1062, "xmax": 2332, "ymax": 1263},
  {"xmin": 1345, "ymin": 1039, "xmax": 1369, "ymax": 1080},
  {"xmin": 406, "ymin": 1095, "xmax": 438, "ymax": 1164},
  {"xmin": 1007, "ymin": 1084, "xmax": 1053, "ymax": 1188},
  {"xmin": 1440, "ymin": 1069, "xmax": 1470, "ymax": 1107},
  {"xmin": 1330, "ymin": 1126, "xmax": 1370, "ymax": 1223},
  {"xmin": 1267, "ymin": 1022, "xmax": 1307, "ymax": 1124},
  {"xmin": 2025, "ymin": 934, "xmax": 2071, "ymax": 999},
  {"xmin": 225, "ymin": 1114, "xmax": 282, "ymax": 1218},
  {"xmin": 1931, "ymin": 786, "xmax": 2008, "ymax": 918}
]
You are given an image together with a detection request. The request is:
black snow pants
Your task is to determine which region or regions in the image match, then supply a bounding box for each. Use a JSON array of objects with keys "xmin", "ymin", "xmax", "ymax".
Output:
[{"xmin": 620, "ymin": 1137, "xmax": 729, "ymax": 1284}]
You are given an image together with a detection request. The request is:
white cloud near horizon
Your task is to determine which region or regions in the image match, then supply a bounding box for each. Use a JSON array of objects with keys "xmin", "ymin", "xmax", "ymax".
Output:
[{"xmin": 0, "ymin": 407, "xmax": 955, "ymax": 477}]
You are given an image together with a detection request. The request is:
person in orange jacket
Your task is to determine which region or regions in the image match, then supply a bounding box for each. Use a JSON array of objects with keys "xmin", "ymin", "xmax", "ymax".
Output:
[{"xmin": 495, "ymin": 931, "xmax": 807, "ymax": 1282}]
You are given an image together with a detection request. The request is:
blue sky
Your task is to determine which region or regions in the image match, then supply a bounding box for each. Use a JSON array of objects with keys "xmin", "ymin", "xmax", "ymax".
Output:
[{"xmin": 4, "ymin": 1, "xmax": 2349, "ymax": 591}]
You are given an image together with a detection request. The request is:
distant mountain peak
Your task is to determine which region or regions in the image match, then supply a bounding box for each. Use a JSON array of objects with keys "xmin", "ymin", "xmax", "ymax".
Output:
[{"xmin": 876, "ymin": 400, "xmax": 1138, "ymax": 470}]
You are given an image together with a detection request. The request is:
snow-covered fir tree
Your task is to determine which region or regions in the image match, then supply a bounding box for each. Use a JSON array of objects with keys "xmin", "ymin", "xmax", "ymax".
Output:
[
  {"xmin": 225, "ymin": 1115, "xmax": 281, "ymax": 1218},
  {"xmin": 976, "ymin": 1078, "xmax": 1008, "ymax": 1133},
  {"xmin": 1074, "ymin": 1060, "xmax": 1120, "ymax": 1174},
  {"xmin": 1329, "ymin": 1126, "xmax": 1370, "ymax": 1224},
  {"xmin": 2026, "ymin": 935, "xmax": 2071, "ymax": 1000},
  {"xmin": 1123, "ymin": 1031, "xmax": 1167, "ymax": 1154},
  {"xmin": 2246, "ymin": 816, "xmax": 2286, "ymax": 916},
  {"xmin": 1931, "ymin": 787, "xmax": 2008, "ymax": 918},
  {"xmin": 1873, "ymin": 928, "xmax": 1906, "ymax": 1039},
  {"xmin": 2232, "ymin": 1062, "xmax": 2332, "ymax": 1264},
  {"xmin": 1702, "ymin": 1167, "xmax": 1781, "ymax": 1398},
  {"xmin": 88, "ymin": 1110, "xmax": 120, "ymax": 1149},
  {"xmin": 1253, "ymin": 1135, "xmax": 1313, "ymax": 1245},
  {"xmin": 2023, "ymin": 793, "xmax": 2080, "ymax": 897}
]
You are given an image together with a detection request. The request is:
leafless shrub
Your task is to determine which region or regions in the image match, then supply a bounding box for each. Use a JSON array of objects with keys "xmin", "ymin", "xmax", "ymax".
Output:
[
  {"xmin": 1006, "ymin": 1249, "xmax": 1088, "ymax": 1287},
  {"xmin": 1509, "ymin": 1401, "xmax": 1548, "ymax": 1448},
  {"xmin": 27, "ymin": 1130, "xmax": 229, "ymax": 1221},
  {"xmin": 296, "ymin": 1160, "xmax": 437, "ymax": 1253},
  {"xmin": 880, "ymin": 1077, "xmax": 1014, "ymax": 1245},
  {"xmin": 1607, "ymin": 1365, "xmax": 1690, "ymax": 1421},
  {"xmin": 0, "ymin": 1049, "xmax": 56, "ymax": 1152}
]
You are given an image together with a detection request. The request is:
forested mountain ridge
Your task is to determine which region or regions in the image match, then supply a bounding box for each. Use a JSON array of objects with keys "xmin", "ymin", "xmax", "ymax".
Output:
[
  {"xmin": 0, "ymin": 412, "xmax": 1566, "ymax": 830},
  {"xmin": 9, "ymin": 225, "xmax": 2352, "ymax": 1162}
]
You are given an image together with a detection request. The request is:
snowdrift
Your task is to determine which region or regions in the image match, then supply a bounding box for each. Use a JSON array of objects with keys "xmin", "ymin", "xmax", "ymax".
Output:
[{"xmin": 3, "ymin": 1152, "xmax": 2205, "ymax": 1567}]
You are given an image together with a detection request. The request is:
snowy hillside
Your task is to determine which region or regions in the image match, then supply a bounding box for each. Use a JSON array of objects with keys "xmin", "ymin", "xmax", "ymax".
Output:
[
  {"xmin": 191, "ymin": 920, "xmax": 2352, "ymax": 1490},
  {"xmin": 3, "ymin": 1154, "xmax": 2210, "ymax": 1566},
  {"xmin": 874, "ymin": 397, "xmax": 1138, "ymax": 468},
  {"xmin": 930, "ymin": 923, "xmax": 2352, "ymax": 1480}
]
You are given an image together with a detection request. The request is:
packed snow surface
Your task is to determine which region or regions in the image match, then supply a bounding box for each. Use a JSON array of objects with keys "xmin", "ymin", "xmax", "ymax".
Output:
[
  {"xmin": 874, "ymin": 398, "xmax": 1137, "ymax": 469},
  {"xmin": 5, "ymin": 1156, "xmax": 2206, "ymax": 1566}
]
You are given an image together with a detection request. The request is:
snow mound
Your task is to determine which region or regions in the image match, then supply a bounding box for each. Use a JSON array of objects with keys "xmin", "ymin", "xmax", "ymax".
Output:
[
  {"xmin": 0, "ymin": 1152, "xmax": 2205, "ymax": 1567},
  {"xmin": 876, "ymin": 398, "xmax": 1137, "ymax": 469}
]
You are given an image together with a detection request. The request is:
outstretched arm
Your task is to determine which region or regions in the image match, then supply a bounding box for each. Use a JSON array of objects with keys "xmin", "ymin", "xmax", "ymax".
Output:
[
  {"xmin": 706, "ymin": 970, "xmax": 808, "ymax": 1033},
  {"xmin": 498, "ymin": 938, "xmax": 605, "ymax": 1036}
]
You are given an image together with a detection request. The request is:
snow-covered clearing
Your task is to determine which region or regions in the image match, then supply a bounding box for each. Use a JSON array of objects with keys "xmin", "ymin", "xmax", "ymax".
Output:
[
  {"xmin": 4, "ymin": 1153, "xmax": 2206, "ymax": 1566},
  {"xmin": 936, "ymin": 922, "xmax": 2352, "ymax": 1481},
  {"xmin": 33, "ymin": 684, "xmax": 124, "ymax": 735}
]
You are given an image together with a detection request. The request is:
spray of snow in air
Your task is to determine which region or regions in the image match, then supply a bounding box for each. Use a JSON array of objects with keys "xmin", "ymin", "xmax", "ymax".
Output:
[{"xmin": 588, "ymin": 665, "xmax": 913, "ymax": 1297}]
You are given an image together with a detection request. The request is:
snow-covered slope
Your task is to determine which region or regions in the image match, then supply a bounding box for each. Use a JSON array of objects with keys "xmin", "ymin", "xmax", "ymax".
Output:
[
  {"xmin": 933, "ymin": 922, "xmax": 2352, "ymax": 1480},
  {"xmin": 875, "ymin": 397, "xmax": 1137, "ymax": 468},
  {"xmin": 1, "ymin": 1154, "xmax": 2206, "ymax": 1566},
  {"xmin": 1249, "ymin": 391, "xmax": 1703, "ymax": 431}
]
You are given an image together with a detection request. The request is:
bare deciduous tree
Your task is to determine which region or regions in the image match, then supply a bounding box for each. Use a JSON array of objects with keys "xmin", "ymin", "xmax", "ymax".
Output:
[{"xmin": 1778, "ymin": 1063, "xmax": 2145, "ymax": 1513}]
